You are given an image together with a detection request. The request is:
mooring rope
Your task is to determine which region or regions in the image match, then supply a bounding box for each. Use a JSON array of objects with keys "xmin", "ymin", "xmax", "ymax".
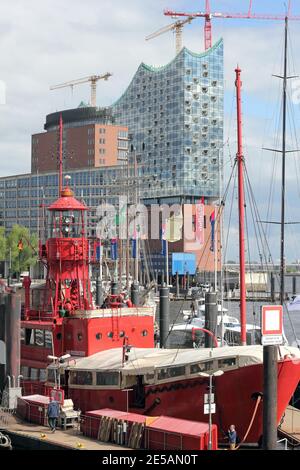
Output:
[{"xmin": 233, "ymin": 396, "xmax": 262, "ymax": 450}]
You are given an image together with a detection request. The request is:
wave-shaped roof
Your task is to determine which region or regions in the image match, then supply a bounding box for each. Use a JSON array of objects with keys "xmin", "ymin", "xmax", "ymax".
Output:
[{"xmin": 111, "ymin": 38, "xmax": 223, "ymax": 108}]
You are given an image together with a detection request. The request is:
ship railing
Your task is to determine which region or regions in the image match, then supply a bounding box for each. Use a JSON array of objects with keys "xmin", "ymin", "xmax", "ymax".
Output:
[
  {"xmin": 0, "ymin": 406, "xmax": 15, "ymax": 426},
  {"xmin": 277, "ymin": 438, "xmax": 288, "ymax": 450}
]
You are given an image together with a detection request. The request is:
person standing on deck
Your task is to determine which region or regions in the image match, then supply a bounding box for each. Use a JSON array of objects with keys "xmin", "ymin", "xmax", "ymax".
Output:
[
  {"xmin": 47, "ymin": 396, "xmax": 60, "ymax": 433},
  {"xmin": 228, "ymin": 424, "xmax": 237, "ymax": 450}
]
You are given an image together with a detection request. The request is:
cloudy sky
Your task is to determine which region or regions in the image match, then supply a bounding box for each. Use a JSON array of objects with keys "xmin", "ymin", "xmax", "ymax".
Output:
[{"xmin": 0, "ymin": 0, "xmax": 300, "ymax": 261}]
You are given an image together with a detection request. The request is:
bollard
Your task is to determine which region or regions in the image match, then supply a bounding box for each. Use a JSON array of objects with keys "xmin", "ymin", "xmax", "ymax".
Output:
[
  {"xmin": 111, "ymin": 281, "xmax": 119, "ymax": 296},
  {"xmin": 262, "ymin": 345, "xmax": 278, "ymax": 450},
  {"xmin": 159, "ymin": 286, "xmax": 170, "ymax": 349},
  {"xmin": 204, "ymin": 292, "xmax": 218, "ymax": 348},
  {"xmin": 131, "ymin": 282, "xmax": 139, "ymax": 306}
]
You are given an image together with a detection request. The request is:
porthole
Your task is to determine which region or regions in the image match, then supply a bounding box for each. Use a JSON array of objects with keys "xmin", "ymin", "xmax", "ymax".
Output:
[
  {"xmin": 96, "ymin": 333, "xmax": 102, "ymax": 340},
  {"xmin": 119, "ymin": 331, "xmax": 125, "ymax": 338},
  {"xmin": 107, "ymin": 332, "xmax": 113, "ymax": 338},
  {"xmin": 77, "ymin": 333, "xmax": 83, "ymax": 341},
  {"xmin": 142, "ymin": 330, "xmax": 148, "ymax": 337}
]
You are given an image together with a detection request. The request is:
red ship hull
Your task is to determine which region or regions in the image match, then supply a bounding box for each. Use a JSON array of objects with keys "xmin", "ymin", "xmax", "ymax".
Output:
[{"xmin": 67, "ymin": 357, "xmax": 300, "ymax": 444}]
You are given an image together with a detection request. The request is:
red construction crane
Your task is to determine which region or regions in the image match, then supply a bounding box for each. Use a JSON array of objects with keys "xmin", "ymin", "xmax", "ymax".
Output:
[{"xmin": 164, "ymin": 0, "xmax": 300, "ymax": 50}]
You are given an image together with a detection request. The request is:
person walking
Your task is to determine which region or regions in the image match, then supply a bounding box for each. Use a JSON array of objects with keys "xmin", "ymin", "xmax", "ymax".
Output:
[
  {"xmin": 47, "ymin": 396, "xmax": 60, "ymax": 433},
  {"xmin": 228, "ymin": 424, "xmax": 237, "ymax": 450}
]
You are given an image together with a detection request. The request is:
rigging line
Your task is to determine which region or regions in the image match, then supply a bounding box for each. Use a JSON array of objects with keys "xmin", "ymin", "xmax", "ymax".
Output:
[
  {"xmin": 195, "ymin": 160, "xmax": 238, "ymax": 274},
  {"xmin": 244, "ymin": 166, "xmax": 299, "ymax": 346},
  {"xmin": 244, "ymin": 163, "xmax": 269, "ymax": 326},
  {"xmin": 223, "ymin": 163, "xmax": 237, "ymax": 266},
  {"xmin": 265, "ymin": 95, "xmax": 283, "ymax": 241},
  {"xmin": 167, "ymin": 164, "xmax": 239, "ymax": 361},
  {"xmin": 286, "ymin": 91, "xmax": 300, "ymax": 198},
  {"xmin": 244, "ymin": 175, "xmax": 257, "ymax": 318},
  {"xmin": 244, "ymin": 163, "xmax": 268, "ymax": 274},
  {"xmin": 167, "ymin": 160, "xmax": 238, "ymax": 344}
]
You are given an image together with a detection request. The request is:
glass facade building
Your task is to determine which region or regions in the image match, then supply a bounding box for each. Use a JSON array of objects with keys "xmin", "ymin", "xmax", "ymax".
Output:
[{"xmin": 112, "ymin": 39, "xmax": 224, "ymax": 202}]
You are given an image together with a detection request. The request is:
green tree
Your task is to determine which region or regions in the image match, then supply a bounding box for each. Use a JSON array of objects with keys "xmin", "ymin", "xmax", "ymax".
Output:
[
  {"xmin": 6, "ymin": 225, "xmax": 38, "ymax": 276},
  {"xmin": 0, "ymin": 227, "xmax": 6, "ymax": 261}
]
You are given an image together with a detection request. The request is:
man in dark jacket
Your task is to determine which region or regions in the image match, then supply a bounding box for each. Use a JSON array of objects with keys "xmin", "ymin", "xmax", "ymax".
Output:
[
  {"xmin": 228, "ymin": 424, "xmax": 237, "ymax": 450},
  {"xmin": 47, "ymin": 397, "xmax": 60, "ymax": 433}
]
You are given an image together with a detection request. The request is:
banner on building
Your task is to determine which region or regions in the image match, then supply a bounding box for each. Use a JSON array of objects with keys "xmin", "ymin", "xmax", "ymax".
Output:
[{"xmin": 195, "ymin": 198, "xmax": 204, "ymax": 247}]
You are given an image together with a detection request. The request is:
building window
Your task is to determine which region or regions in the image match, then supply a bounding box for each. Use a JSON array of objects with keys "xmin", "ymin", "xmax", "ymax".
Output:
[{"xmin": 118, "ymin": 130, "xmax": 128, "ymax": 139}]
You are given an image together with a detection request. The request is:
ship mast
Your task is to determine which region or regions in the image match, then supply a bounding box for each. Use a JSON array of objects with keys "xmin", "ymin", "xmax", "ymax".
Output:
[
  {"xmin": 235, "ymin": 67, "xmax": 247, "ymax": 346},
  {"xmin": 59, "ymin": 113, "xmax": 63, "ymax": 196},
  {"xmin": 279, "ymin": 17, "xmax": 288, "ymax": 306}
]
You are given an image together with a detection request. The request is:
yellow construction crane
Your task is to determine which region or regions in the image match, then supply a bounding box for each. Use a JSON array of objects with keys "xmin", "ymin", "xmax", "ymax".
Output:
[
  {"xmin": 50, "ymin": 73, "xmax": 112, "ymax": 107},
  {"xmin": 145, "ymin": 17, "xmax": 194, "ymax": 54}
]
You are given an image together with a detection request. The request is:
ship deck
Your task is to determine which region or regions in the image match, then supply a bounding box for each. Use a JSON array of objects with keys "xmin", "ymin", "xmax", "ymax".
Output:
[
  {"xmin": 0, "ymin": 411, "xmax": 130, "ymax": 450},
  {"xmin": 279, "ymin": 405, "xmax": 300, "ymax": 446}
]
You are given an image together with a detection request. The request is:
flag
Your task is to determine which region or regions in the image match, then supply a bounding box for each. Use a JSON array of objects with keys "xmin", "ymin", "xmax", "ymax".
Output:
[
  {"xmin": 161, "ymin": 224, "xmax": 167, "ymax": 256},
  {"xmin": 287, "ymin": 295, "xmax": 300, "ymax": 311},
  {"xmin": 131, "ymin": 239, "xmax": 137, "ymax": 259},
  {"xmin": 17, "ymin": 239, "xmax": 24, "ymax": 251},
  {"xmin": 195, "ymin": 197, "xmax": 204, "ymax": 246},
  {"xmin": 96, "ymin": 242, "xmax": 101, "ymax": 261},
  {"xmin": 210, "ymin": 210, "xmax": 215, "ymax": 252},
  {"xmin": 111, "ymin": 238, "xmax": 118, "ymax": 260}
]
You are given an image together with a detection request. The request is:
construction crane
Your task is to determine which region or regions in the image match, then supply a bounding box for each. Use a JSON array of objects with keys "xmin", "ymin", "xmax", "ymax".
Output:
[
  {"xmin": 50, "ymin": 73, "xmax": 112, "ymax": 107},
  {"xmin": 146, "ymin": 16, "xmax": 194, "ymax": 54},
  {"xmin": 164, "ymin": 0, "xmax": 300, "ymax": 50}
]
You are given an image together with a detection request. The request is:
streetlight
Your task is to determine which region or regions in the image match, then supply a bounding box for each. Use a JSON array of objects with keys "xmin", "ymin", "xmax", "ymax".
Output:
[
  {"xmin": 47, "ymin": 354, "xmax": 71, "ymax": 389},
  {"xmin": 199, "ymin": 369, "xmax": 224, "ymax": 450}
]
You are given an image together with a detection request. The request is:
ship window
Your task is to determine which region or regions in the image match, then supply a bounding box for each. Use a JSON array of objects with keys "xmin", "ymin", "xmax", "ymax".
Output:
[
  {"xmin": 107, "ymin": 332, "xmax": 113, "ymax": 338},
  {"xmin": 21, "ymin": 328, "xmax": 25, "ymax": 343},
  {"xmin": 45, "ymin": 330, "xmax": 52, "ymax": 349},
  {"xmin": 56, "ymin": 333, "xmax": 62, "ymax": 341},
  {"xmin": 34, "ymin": 329, "xmax": 45, "ymax": 347},
  {"xmin": 77, "ymin": 333, "xmax": 83, "ymax": 341},
  {"xmin": 24, "ymin": 328, "xmax": 34, "ymax": 345},
  {"xmin": 157, "ymin": 365, "xmax": 186, "ymax": 380},
  {"xmin": 70, "ymin": 371, "xmax": 93, "ymax": 386},
  {"xmin": 190, "ymin": 361, "xmax": 213, "ymax": 374},
  {"xmin": 39, "ymin": 369, "xmax": 47, "ymax": 382},
  {"xmin": 96, "ymin": 332, "xmax": 102, "ymax": 340},
  {"xmin": 119, "ymin": 331, "xmax": 125, "ymax": 338},
  {"xmin": 96, "ymin": 372, "xmax": 119, "ymax": 386},
  {"xmin": 47, "ymin": 369, "xmax": 56, "ymax": 383},
  {"xmin": 30, "ymin": 368, "xmax": 39, "ymax": 381},
  {"xmin": 21, "ymin": 366, "xmax": 29, "ymax": 379},
  {"xmin": 141, "ymin": 330, "xmax": 148, "ymax": 336},
  {"xmin": 218, "ymin": 358, "xmax": 236, "ymax": 368}
]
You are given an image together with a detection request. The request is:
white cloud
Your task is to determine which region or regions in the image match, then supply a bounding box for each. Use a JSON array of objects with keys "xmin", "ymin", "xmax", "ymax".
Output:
[{"xmin": 0, "ymin": 0, "xmax": 300, "ymax": 260}]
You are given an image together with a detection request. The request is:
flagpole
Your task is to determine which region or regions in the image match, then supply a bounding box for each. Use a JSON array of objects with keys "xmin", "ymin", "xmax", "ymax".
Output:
[
  {"xmin": 235, "ymin": 66, "xmax": 247, "ymax": 346},
  {"xmin": 214, "ymin": 209, "xmax": 217, "ymax": 291},
  {"xmin": 166, "ymin": 240, "xmax": 169, "ymax": 286}
]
